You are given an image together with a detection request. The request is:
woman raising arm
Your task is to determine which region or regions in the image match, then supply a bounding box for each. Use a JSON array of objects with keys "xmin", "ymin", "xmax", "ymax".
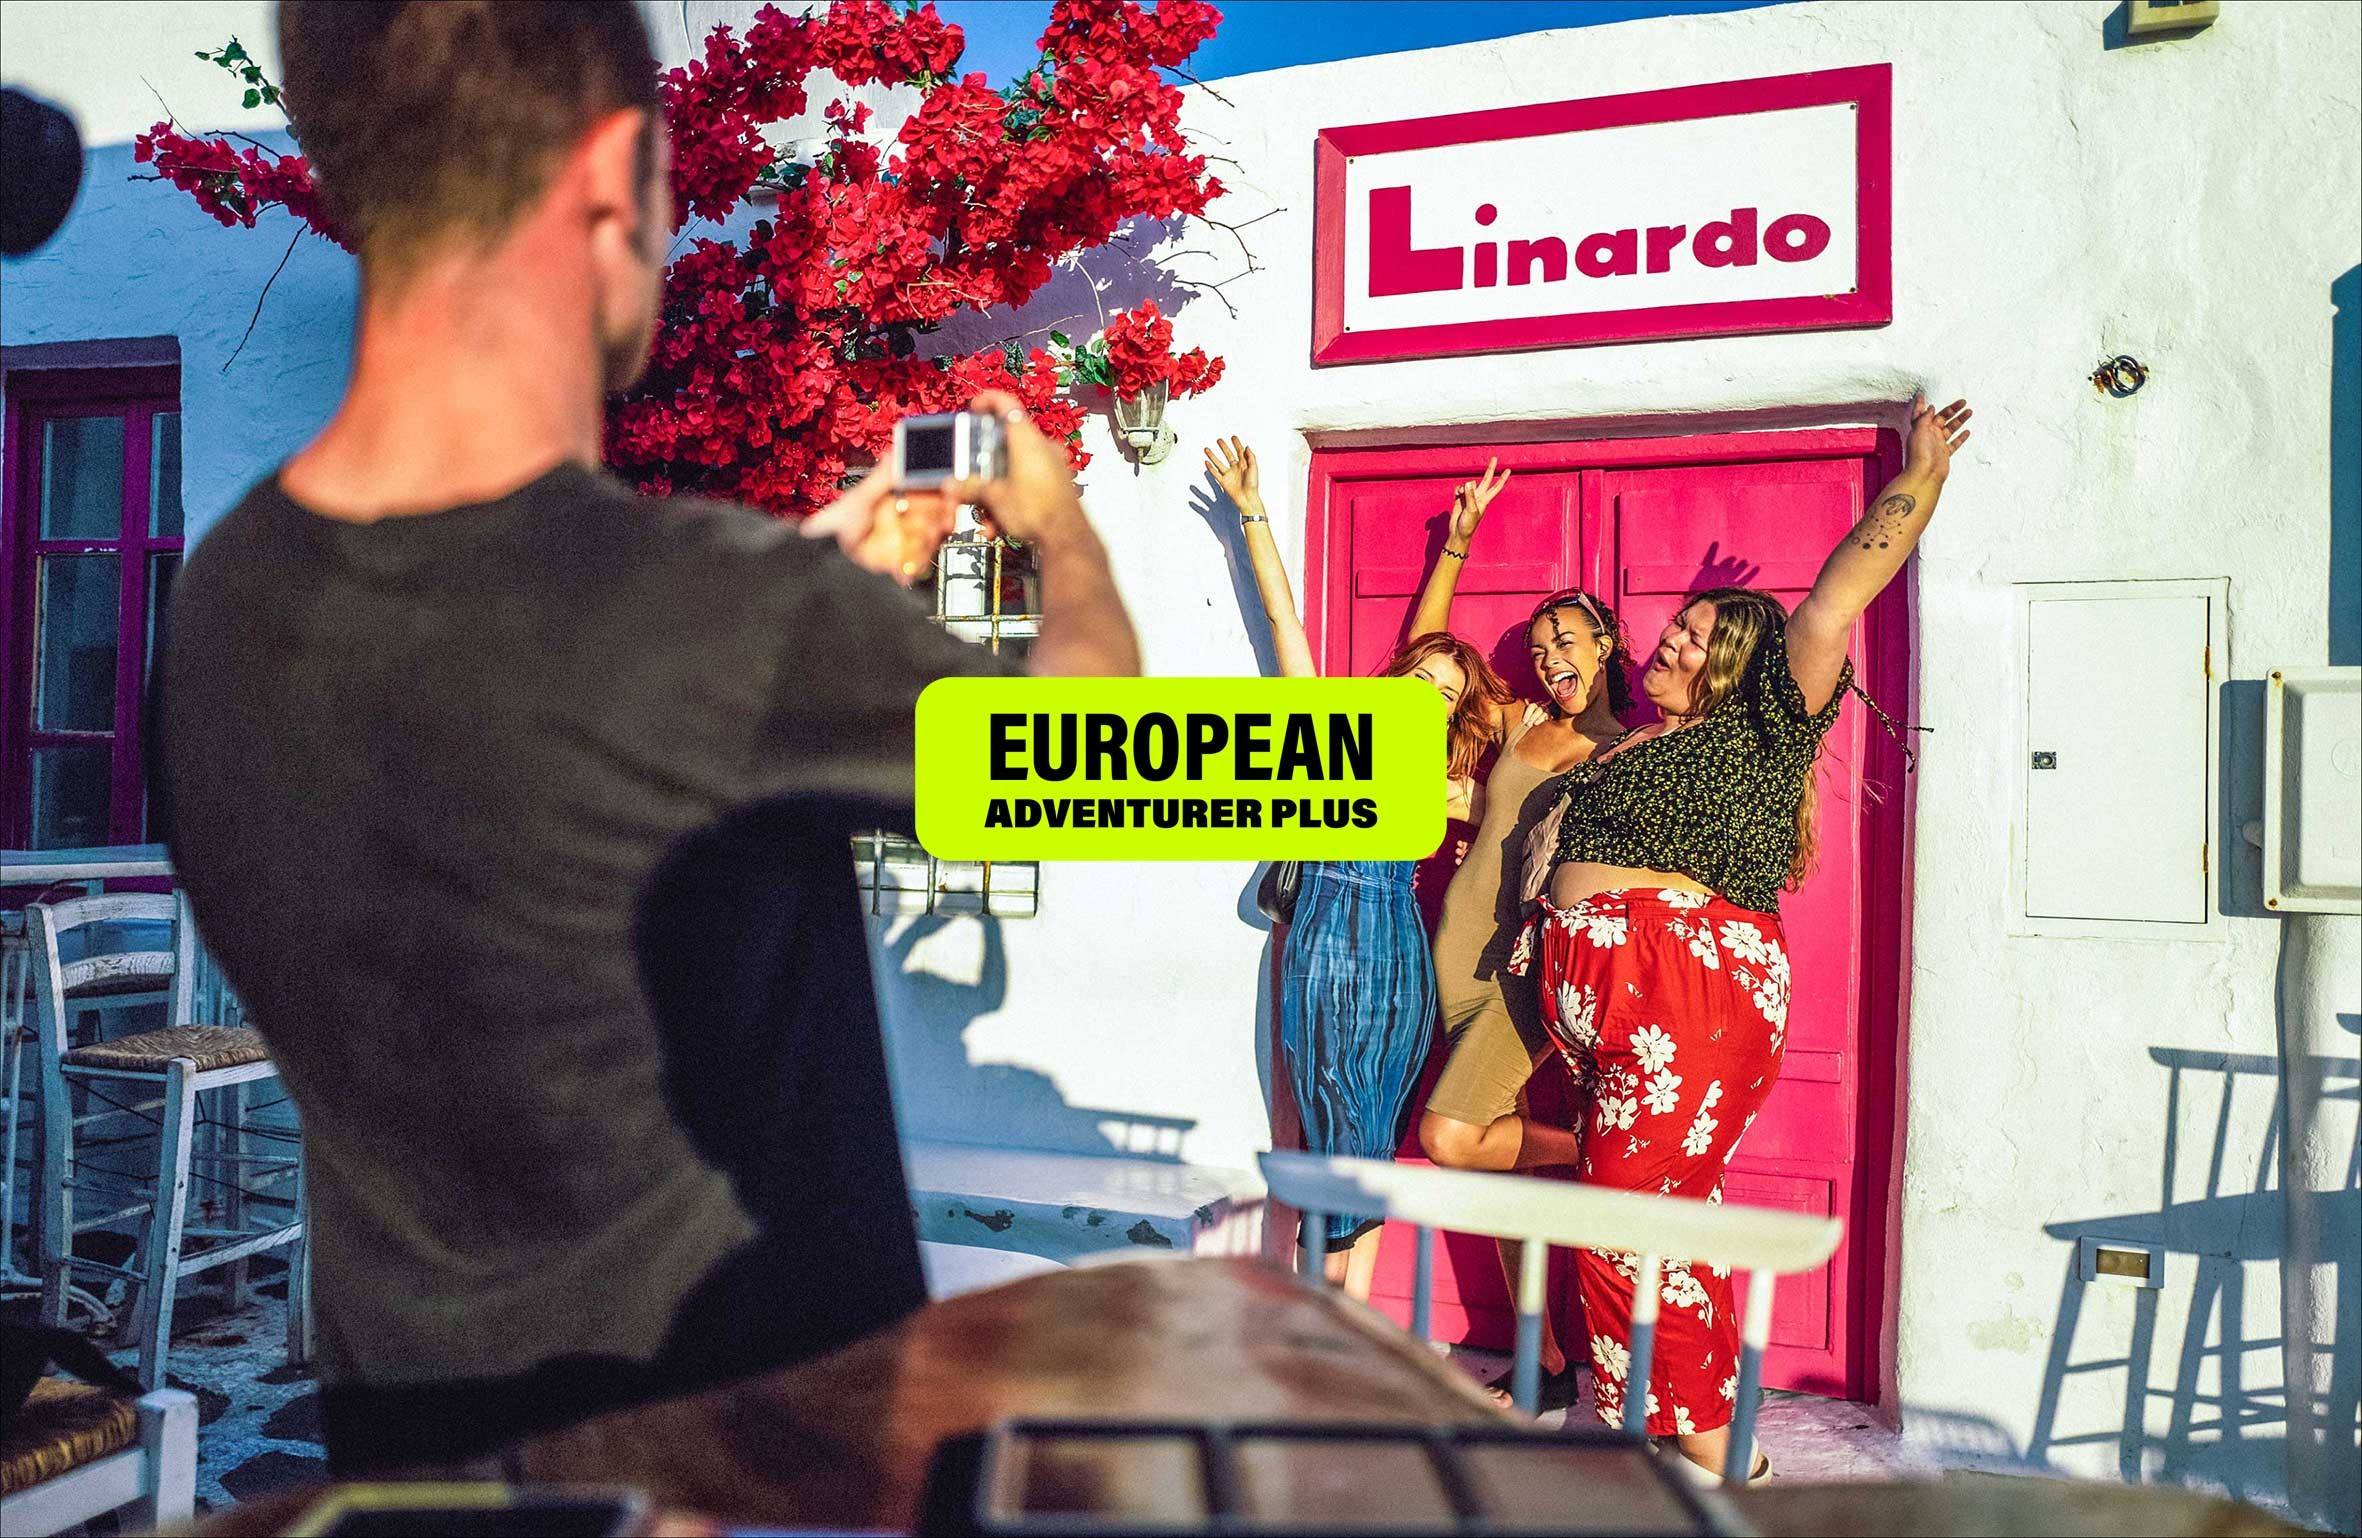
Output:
[
  {"xmin": 1521, "ymin": 394, "xmax": 1969, "ymax": 1479},
  {"xmin": 1205, "ymin": 435, "xmax": 1508, "ymax": 1299}
]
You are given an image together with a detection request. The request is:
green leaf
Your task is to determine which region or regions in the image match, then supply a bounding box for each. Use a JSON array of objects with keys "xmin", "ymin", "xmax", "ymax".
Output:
[
  {"xmin": 1049, "ymin": 330, "xmax": 1071, "ymax": 349},
  {"xmin": 243, "ymin": 88, "xmax": 261, "ymax": 108}
]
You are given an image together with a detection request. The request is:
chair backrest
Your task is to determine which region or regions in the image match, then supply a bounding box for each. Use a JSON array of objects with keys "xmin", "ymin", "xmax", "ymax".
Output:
[
  {"xmin": 1259, "ymin": 1152, "xmax": 1842, "ymax": 1274},
  {"xmin": 1259, "ymin": 1151, "xmax": 1843, "ymax": 1484},
  {"xmin": 23, "ymin": 894, "xmax": 197, "ymax": 1058}
]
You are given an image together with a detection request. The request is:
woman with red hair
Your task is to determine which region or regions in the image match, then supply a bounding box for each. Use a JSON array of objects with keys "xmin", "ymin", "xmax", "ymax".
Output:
[{"xmin": 1206, "ymin": 436, "xmax": 1512, "ymax": 1301}]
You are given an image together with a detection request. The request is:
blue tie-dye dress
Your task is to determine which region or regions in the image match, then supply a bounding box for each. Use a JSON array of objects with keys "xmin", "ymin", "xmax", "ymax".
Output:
[{"xmin": 1278, "ymin": 859, "xmax": 1439, "ymax": 1250}]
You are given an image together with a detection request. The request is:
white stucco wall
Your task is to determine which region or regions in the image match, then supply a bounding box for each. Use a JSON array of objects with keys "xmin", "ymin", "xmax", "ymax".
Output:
[
  {"xmin": 879, "ymin": 0, "xmax": 2361, "ymax": 1520},
  {"xmin": 0, "ymin": 1, "xmax": 285, "ymax": 146},
  {"xmin": 1, "ymin": 1, "xmax": 346, "ymax": 534},
  {"xmin": 3, "ymin": 0, "xmax": 2354, "ymax": 1520}
]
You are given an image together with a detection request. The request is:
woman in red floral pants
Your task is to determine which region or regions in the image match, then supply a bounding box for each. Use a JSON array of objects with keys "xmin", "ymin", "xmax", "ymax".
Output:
[
  {"xmin": 1513, "ymin": 887, "xmax": 1790, "ymax": 1433},
  {"xmin": 1511, "ymin": 394, "xmax": 1971, "ymax": 1481}
]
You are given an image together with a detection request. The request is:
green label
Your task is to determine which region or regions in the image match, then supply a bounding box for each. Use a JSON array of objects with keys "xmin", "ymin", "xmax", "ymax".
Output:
[{"xmin": 915, "ymin": 677, "xmax": 1447, "ymax": 860}]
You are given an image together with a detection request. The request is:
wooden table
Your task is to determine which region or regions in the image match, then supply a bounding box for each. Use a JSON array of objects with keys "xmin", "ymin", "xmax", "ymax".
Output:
[{"xmin": 190, "ymin": 1258, "xmax": 2302, "ymax": 1537}]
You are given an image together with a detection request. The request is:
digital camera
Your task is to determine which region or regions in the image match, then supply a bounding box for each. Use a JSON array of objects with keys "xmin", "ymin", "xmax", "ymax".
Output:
[{"xmin": 892, "ymin": 411, "xmax": 1007, "ymax": 492}]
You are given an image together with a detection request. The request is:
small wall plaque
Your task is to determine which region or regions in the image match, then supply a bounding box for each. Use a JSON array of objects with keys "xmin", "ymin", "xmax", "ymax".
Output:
[{"xmin": 2127, "ymin": 0, "xmax": 2220, "ymax": 37}]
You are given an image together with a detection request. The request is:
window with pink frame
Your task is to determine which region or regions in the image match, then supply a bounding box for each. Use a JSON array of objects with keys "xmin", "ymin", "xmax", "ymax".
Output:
[{"xmin": 2, "ymin": 366, "xmax": 184, "ymax": 849}]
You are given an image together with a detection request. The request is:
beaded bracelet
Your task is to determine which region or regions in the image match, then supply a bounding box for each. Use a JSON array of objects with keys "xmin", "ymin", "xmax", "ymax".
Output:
[
  {"xmin": 1240, "ymin": 513, "xmax": 1269, "ymax": 524},
  {"xmin": 1441, "ymin": 545, "xmax": 1469, "ymax": 560}
]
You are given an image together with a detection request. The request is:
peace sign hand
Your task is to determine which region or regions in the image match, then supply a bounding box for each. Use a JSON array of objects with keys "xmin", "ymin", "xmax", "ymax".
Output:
[
  {"xmin": 1904, "ymin": 393, "xmax": 1972, "ymax": 480},
  {"xmin": 1450, "ymin": 458, "xmax": 1511, "ymax": 543}
]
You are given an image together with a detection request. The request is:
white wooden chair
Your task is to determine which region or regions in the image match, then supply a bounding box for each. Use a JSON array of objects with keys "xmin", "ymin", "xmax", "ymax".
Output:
[
  {"xmin": 4, "ymin": 904, "xmax": 160, "ymax": 1316},
  {"xmin": 0, "ymin": 1383, "xmax": 196, "ymax": 1535},
  {"xmin": 27, "ymin": 893, "xmax": 308, "ymax": 1388},
  {"xmin": 1259, "ymin": 1151, "xmax": 1843, "ymax": 1485}
]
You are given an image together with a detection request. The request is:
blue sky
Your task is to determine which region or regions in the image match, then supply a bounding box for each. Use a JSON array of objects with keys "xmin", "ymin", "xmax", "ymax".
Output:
[{"xmin": 937, "ymin": 2, "xmax": 1788, "ymax": 85}]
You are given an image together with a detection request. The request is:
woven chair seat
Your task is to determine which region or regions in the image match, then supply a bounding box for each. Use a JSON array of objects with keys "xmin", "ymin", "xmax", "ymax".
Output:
[
  {"xmin": 0, "ymin": 1377, "xmax": 139, "ymax": 1495},
  {"xmin": 64, "ymin": 1024, "xmax": 269, "ymax": 1074},
  {"xmin": 63, "ymin": 952, "xmax": 176, "ymax": 1000}
]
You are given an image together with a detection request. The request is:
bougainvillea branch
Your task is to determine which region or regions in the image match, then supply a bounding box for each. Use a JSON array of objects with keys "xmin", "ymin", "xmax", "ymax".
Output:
[
  {"xmin": 1055, "ymin": 300, "xmax": 1222, "ymax": 398},
  {"xmin": 134, "ymin": 0, "xmax": 1234, "ymax": 518}
]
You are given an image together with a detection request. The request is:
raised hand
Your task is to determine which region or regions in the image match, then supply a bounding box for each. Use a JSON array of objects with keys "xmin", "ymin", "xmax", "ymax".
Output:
[
  {"xmin": 1904, "ymin": 393, "xmax": 1972, "ymax": 480},
  {"xmin": 1205, "ymin": 435, "xmax": 1261, "ymax": 510},
  {"xmin": 1449, "ymin": 458, "xmax": 1511, "ymax": 544}
]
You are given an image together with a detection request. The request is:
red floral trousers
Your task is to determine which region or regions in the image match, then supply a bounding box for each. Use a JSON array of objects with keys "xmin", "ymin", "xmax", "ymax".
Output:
[{"xmin": 1509, "ymin": 888, "xmax": 1790, "ymax": 1436}]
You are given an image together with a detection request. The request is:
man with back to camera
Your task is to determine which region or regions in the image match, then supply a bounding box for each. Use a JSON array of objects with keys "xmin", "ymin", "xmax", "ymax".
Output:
[{"xmin": 153, "ymin": 0, "xmax": 1138, "ymax": 1471}]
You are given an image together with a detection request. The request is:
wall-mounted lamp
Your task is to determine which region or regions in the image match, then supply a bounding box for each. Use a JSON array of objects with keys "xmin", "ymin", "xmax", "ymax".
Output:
[{"xmin": 1113, "ymin": 380, "xmax": 1176, "ymax": 464}]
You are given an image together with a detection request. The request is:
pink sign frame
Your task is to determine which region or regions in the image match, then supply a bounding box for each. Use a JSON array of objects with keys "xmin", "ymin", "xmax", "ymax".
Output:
[{"xmin": 1311, "ymin": 63, "xmax": 1893, "ymax": 366}]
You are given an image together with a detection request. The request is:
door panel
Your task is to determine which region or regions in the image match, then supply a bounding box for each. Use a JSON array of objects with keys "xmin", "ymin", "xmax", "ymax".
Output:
[
  {"xmin": 1726, "ymin": 1170, "xmax": 1837, "ymax": 1354},
  {"xmin": 1602, "ymin": 460, "xmax": 1879, "ymax": 1396},
  {"xmin": 1314, "ymin": 435, "xmax": 1905, "ymax": 1403},
  {"xmin": 1344, "ymin": 473, "xmax": 1579, "ymax": 689}
]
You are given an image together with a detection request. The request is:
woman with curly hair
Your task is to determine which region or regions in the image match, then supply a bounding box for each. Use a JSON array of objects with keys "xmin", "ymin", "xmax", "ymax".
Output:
[
  {"xmin": 1516, "ymin": 394, "xmax": 1970, "ymax": 1480},
  {"xmin": 1392, "ymin": 463, "xmax": 1637, "ymax": 1409},
  {"xmin": 1206, "ymin": 436, "xmax": 1512, "ymax": 1301}
]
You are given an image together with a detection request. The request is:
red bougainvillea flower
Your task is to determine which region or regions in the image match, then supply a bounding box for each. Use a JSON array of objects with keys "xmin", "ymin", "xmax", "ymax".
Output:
[{"xmin": 142, "ymin": 0, "xmax": 1229, "ymax": 517}]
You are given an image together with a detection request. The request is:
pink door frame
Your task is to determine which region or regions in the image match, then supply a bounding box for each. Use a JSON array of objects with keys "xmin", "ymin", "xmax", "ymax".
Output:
[{"xmin": 1303, "ymin": 427, "xmax": 1912, "ymax": 1404}]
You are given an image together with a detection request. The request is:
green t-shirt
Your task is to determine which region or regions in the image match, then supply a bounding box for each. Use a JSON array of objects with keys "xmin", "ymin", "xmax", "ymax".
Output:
[{"xmin": 1551, "ymin": 626, "xmax": 1848, "ymax": 914}]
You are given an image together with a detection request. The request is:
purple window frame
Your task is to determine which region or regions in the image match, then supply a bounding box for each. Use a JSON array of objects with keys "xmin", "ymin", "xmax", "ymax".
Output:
[{"xmin": 0, "ymin": 365, "xmax": 184, "ymax": 848}]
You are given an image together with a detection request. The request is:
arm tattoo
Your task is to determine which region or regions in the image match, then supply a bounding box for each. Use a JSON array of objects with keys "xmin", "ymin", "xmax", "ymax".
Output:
[{"xmin": 1855, "ymin": 492, "xmax": 1917, "ymax": 550}]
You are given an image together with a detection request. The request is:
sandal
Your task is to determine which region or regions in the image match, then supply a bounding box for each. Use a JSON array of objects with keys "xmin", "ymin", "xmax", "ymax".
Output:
[
  {"xmin": 1666, "ymin": 1445, "xmax": 1772, "ymax": 1485},
  {"xmin": 1481, "ymin": 1363, "xmax": 1580, "ymax": 1413}
]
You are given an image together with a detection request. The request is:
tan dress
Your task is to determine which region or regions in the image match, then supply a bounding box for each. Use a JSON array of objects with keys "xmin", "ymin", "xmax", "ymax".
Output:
[{"xmin": 1425, "ymin": 715, "xmax": 1563, "ymax": 1124}]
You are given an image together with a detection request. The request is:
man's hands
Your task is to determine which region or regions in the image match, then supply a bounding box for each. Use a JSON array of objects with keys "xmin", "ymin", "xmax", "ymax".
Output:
[
  {"xmin": 943, "ymin": 390, "xmax": 1086, "ymax": 546},
  {"xmin": 1903, "ymin": 393, "xmax": 1972, "ymax": 482},
  {"xmin": 1449, "ymin": 458, "xmax": 1511, "ymax": 545},
  {"xmin": 1205, "ymin": 435, "xmax": 1261, "ymax": 514},
  {"xmin": 800, "ymin": 391, "xmax": 1086, "ymax": 581},
  {"xmin": 799, "ymin": 464, "xmax": 959, "ymax": 585}
]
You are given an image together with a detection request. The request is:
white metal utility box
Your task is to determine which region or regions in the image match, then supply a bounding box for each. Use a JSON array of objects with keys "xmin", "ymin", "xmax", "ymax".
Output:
[{"xmin": 2264, "ymin": 666, "xmax": 2362, "ymax": 914}]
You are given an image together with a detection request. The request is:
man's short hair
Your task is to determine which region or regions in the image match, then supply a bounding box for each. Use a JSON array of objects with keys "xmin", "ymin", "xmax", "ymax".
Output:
[{"xmin": 277, "ymin": 0, "xmax": 661, "ymax": 275}]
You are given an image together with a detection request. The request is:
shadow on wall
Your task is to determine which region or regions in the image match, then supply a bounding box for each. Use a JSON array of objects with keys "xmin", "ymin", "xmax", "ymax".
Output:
[
  {"xmin": 2029, "ymin": 1049, "xmax": 2359, "ymax": 1509},
  {"xmin": 924, "ymin": 214, "xmax": 1211, "ymax": 470},
  {"xmin": 870, "ymin": 910, "xmax": 1197, "ymax": 1161},
  {"xmin": 2216, "ymin": 679, "xmax": 2269, "ymax": 918},
  {"xmin": 2331, "ymin": 266, "xmax": 2358, "ymax": 668},
  {"xmin": 1187, "ymin": 471, "xmax": 1284, "ymax": 679}
]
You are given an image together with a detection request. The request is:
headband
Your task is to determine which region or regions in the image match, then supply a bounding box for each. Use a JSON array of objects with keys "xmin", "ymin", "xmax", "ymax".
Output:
[{"xmin": 1534, "ymin": 589, "xmax": 1611, "ymax": 640}]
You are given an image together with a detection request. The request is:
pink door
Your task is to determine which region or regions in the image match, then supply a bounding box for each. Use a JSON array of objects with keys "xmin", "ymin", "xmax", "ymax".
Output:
[{"xmin": 1306, "ymin": 430, "xmax": 1909, "ymax": 1403}]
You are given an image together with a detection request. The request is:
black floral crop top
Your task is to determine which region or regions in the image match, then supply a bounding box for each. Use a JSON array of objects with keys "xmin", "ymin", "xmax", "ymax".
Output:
[{"xmin": 1551, "ymin": 627, "xmax": 1848, "ymax": 914}]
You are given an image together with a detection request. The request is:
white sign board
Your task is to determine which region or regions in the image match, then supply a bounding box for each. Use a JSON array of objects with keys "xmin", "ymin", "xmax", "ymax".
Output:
[{"xmin": 1312, "ymin": 65, "xmax": 1891, "ymax": 364}]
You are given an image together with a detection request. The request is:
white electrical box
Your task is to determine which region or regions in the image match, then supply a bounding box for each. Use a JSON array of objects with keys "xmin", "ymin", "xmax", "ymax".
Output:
[
  {"xmin": 2264, "ymin": 667, "xmax": 2362, "ymax": 914},
  {"xmin": 2017, "ymin": 581, "xmax": 2222, "ymax": 934}
]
